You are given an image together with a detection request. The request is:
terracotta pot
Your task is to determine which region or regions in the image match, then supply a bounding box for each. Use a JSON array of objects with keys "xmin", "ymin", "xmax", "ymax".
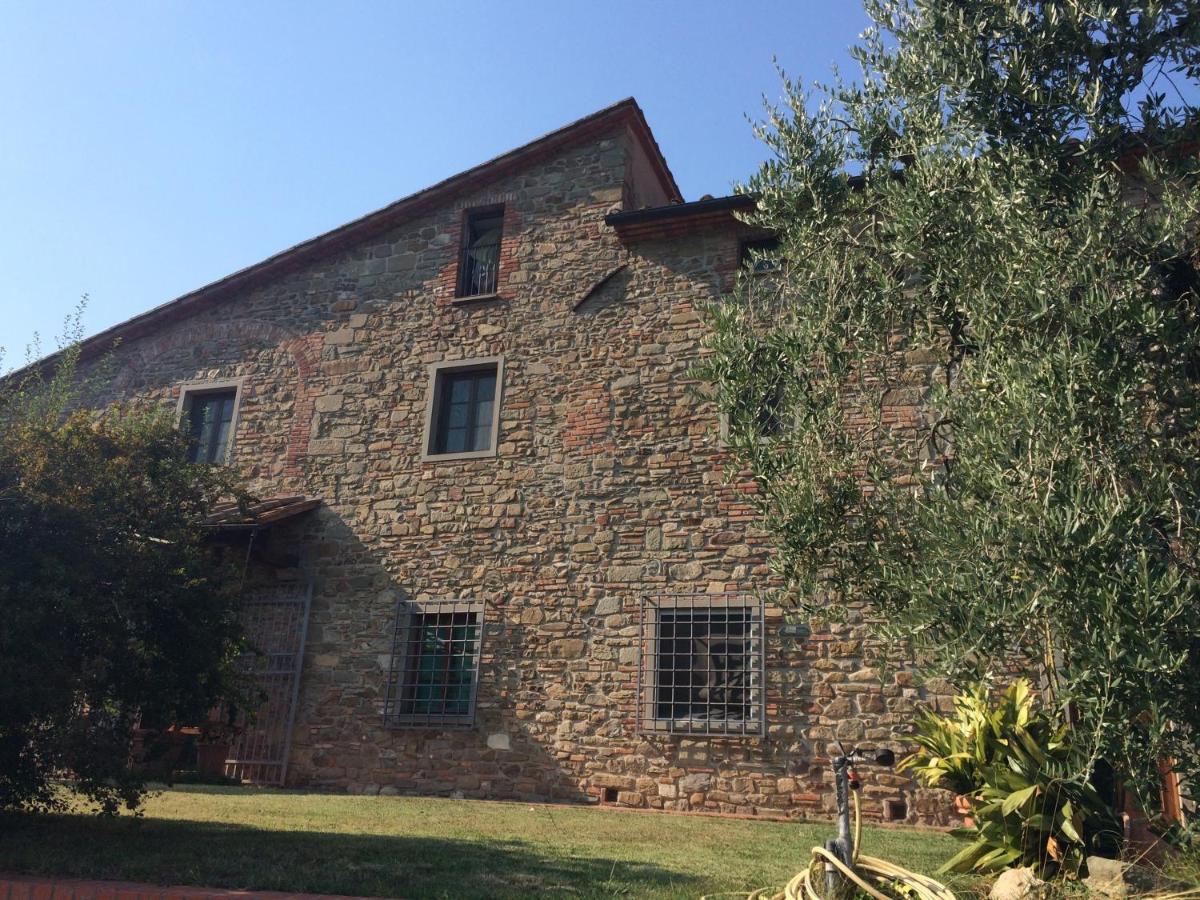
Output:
[{"xmin": 953, "ymin": 793, "xmax": 974, "ymax": 827}]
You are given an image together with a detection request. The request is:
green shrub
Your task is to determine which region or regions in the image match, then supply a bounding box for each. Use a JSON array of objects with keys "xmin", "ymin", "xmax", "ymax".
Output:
[{"xmin": 902, "ymin": 681, "xmax": 1122, "ymax": 876}]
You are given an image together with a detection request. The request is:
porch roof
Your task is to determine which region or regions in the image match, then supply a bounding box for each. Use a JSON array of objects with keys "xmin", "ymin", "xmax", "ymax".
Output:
[{"xmin": 203, "ymin": 495, "xmax": 321, "ymax": 531}]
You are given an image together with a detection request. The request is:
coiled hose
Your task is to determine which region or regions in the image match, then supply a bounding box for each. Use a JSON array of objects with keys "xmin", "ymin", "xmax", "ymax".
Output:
[{"xmin": 704, "ymin": 792, "xmax": 957, "ymax": 900}]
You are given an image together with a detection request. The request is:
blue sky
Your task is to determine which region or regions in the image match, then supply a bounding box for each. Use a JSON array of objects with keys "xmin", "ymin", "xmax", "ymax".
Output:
[{"xmin": 0, "ymin": 2, "xmax": 873, "ymax": 360}]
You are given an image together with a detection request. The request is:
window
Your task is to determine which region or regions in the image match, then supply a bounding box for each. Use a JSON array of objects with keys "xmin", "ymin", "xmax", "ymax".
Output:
[
  {"xmin": 718, "ymin": 377, "xmax": 787, "ymax": 444},
  {"xmin": 638, "ymin": 595, "xmax": 764, "ymax": 736},
  {"xmin": 383, "ymin": 600, "xmax": 484, "ymax": 729},
  {"xmin": 457, "ymin": 207, "xmax": 503, "ymax": 297},
  {"xmin": 422, "ymin": 358, "xmax": 503, "ymax": 461},
  {"xmin": 745, "ymin": 380, "xmax": 786, "ymax": 438},
  {"xmin": 739, "ymin": 236, "xmax": 780, "ymax": 274},
  {"xmin": 179, "ymin": 383, "xmax": 240, "ymax": 464}
]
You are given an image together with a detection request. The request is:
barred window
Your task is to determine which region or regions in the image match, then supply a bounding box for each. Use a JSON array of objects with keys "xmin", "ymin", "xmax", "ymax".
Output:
[
  {"xmin": 383, "ymin": 600, "xmax": 484, "ymax": 729},
  {"xmin": 639, "ymin": 595, "xmax": 765, "ymax": 736}
]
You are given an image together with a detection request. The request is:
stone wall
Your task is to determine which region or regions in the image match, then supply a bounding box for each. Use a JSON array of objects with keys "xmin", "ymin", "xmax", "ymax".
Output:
[{"xmin": 82, "ymin": 123, "xmax": 956, "ymax": 825}]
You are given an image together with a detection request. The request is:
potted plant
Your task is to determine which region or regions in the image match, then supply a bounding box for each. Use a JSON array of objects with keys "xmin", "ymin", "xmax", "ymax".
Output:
[{"xmin": 902, "ymin": 681, "xmax": 1122, "ymax": 876}]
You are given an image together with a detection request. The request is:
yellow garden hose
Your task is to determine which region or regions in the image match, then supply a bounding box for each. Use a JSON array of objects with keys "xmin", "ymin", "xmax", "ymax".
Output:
[{"xmin": 705, "ymin": 792, "xmax": 957, "ymax": 900}]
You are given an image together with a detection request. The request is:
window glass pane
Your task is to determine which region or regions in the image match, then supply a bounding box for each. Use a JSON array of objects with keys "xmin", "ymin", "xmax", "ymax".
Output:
[
  {"xmin": 192, "ymin": 399, "xmax": 217, "ymax": 462},
  {"xmin": 446, "ymin": 400, "xmax": 470, "ymax": 429},
  {"xmin": 472, "ymin": 398, "xmax": 493, "ymax": 449},
  {"xmin": 443, "ymin": 427, "xmax": 467, "ymax": 454},
  {"xmin": 399, "ymin": 610, "xmax": 480, "ymax": 719},
  {"xmin": 470, "ymin": 217, "xmax": 503, "ymax": 248},
  {"xmin": 449, "ymin": 376, "xmax": 472, "ymax": 403},
  {"xmin": 654, "ymin": 608, "xmax": 753, "ymax": 725},
  {"xmin": 212, "ymin": 419, "xmax": 232, "ymax": 462},
  {"xmin": 189, "ymin": 409, "xmax": 213, "ymax": 462}
]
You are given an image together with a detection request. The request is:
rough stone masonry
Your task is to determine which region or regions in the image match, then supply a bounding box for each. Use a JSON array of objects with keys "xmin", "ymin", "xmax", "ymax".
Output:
[{"xmin": 75, "ymin": 99, "xmax": 955, "ymax": 824}]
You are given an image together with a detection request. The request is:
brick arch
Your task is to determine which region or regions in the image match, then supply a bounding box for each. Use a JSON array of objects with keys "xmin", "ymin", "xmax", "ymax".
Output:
[{"xmin": 112, "ymin": 318, "xmax": 321, "ymax": 478}]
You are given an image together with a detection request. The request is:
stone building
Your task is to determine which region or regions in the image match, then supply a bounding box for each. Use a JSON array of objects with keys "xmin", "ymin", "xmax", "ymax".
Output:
[{"xmin": 72, "ymin": 98, "xmax": 950, "ymax": 823}]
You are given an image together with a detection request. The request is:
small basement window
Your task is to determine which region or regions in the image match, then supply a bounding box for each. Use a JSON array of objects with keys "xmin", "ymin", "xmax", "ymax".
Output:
[
  {"xmin": 639, "ymin": 595, "xmax": 765, "ymax": 736},
  {"xmin": 180, "ymin": 384, "xmax": 240, "ymax": 464},
  {"xmin": 383, "ymin": 600, "xmax": 484, "ymax": 729},
  {"xmin": 457, "ymin": 207, "xmax": 504, "ymax": 297},
  {"xmin": 422, "ymin": 358, "xmax": 503, "ymax": 461}
]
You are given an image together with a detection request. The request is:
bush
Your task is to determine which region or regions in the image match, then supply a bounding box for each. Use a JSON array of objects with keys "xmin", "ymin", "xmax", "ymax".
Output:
[{"xmin": 0, "ymin": 337, "xmax": 253, "ymax": 813}]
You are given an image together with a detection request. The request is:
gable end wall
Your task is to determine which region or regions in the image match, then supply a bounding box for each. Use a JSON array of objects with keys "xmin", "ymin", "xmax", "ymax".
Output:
[{"xmin": 80, "ymin": 126, "xmax": 955, "ymax": 824}]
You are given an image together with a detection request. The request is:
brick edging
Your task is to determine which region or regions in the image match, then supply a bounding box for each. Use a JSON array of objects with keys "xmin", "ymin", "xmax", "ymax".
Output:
[{"xmin": 0, "ymin": 874, "xmax": 383, "ymax": 900}]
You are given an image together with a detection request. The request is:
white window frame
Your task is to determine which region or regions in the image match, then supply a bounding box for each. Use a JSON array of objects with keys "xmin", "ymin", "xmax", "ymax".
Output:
[{"xmin": 638, "ymin": 593, "xmax": 766, "ymax": 737}]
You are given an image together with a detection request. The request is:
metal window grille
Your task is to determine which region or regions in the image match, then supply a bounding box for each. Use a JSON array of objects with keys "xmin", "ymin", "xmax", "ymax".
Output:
[
  {"xmin": 383, "ymin": 600, "xmax": 484, "ymax": 729},
  {"xmin": 457, "ymin": 210, "xmax": 503, "ymax": 297},
  {"xmin": 638, "ymin": 593, "xmax": 765, "ymax": 736}
]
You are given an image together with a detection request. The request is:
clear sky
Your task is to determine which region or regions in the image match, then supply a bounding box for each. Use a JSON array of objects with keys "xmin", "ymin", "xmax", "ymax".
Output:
[{"xmin": 0, "ymin": 1, "xmax": 873, "ymax": 360}]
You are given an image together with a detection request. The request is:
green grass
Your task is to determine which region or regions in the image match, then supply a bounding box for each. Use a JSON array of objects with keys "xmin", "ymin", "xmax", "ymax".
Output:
[{"xmin": 0, "ymin": 785, "xmax": 961, "ymax": 899}]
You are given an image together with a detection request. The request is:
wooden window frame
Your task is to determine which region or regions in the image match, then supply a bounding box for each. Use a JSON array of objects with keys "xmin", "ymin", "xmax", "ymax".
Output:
[{"xmin": 637, "ymin": 593, "xmax": 766, "ymax": 738}]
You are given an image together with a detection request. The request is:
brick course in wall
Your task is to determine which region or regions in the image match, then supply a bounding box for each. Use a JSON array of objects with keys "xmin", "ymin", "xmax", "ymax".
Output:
[{"xmin": 76, "ymin": 100, "xmax": 956, "ymax": 825}]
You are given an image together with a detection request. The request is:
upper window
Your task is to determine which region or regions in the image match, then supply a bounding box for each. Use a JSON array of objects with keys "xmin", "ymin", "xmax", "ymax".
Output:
[
  {"xmin": 739, "ymin": 237, "xmax": 780, "ymax": 274},
  {"xmin": 384, "ymin": 600, "xmax": 484, "ymax": 729},
  {"xmin": 181, "ymin": 386, "xmax": 239, "ymax": 464},
  {"xmin": 422, "ymin": 358, "xmax": 503, "ymax": 461},
  {"xmin": 639, "ymin": 596, "xmax": 764, "ymax": 736},
  {"xmin": 457, "ymin": 207, "xmax": 503, "ymax": 297}
]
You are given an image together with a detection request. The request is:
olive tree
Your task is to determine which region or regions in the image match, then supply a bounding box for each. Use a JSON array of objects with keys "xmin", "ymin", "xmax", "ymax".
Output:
[{"xmin": 700, "ymin": 1, "xmax": 1200, "ymax": 810}]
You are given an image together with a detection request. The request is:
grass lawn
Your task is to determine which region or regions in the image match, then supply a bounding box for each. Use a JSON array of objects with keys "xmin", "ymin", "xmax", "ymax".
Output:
[{"xmin": 0, "ymin": 785, "xmax": 963, "ymax": 899}]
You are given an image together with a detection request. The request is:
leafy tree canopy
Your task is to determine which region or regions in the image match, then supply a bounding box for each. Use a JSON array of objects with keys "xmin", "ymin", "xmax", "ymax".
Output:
[
  {"xmin": 700, "ymin": 0, "xmax": 1200, "ymax": 810},
  {"xmin": 0, "ymin": 325, "xmax": 252, "ymax": 812}
]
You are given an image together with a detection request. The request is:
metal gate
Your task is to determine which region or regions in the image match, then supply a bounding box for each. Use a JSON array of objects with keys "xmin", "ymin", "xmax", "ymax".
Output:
[{"xmin": 224, "ymin": 579, "xmax": 313, "ymax": 785}]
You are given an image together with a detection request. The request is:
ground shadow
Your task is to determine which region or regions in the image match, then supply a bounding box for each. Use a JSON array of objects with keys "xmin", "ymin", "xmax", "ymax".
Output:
[{"xmin": 0, "ymin": 811, "xmax": 702, "ymax": 900}]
